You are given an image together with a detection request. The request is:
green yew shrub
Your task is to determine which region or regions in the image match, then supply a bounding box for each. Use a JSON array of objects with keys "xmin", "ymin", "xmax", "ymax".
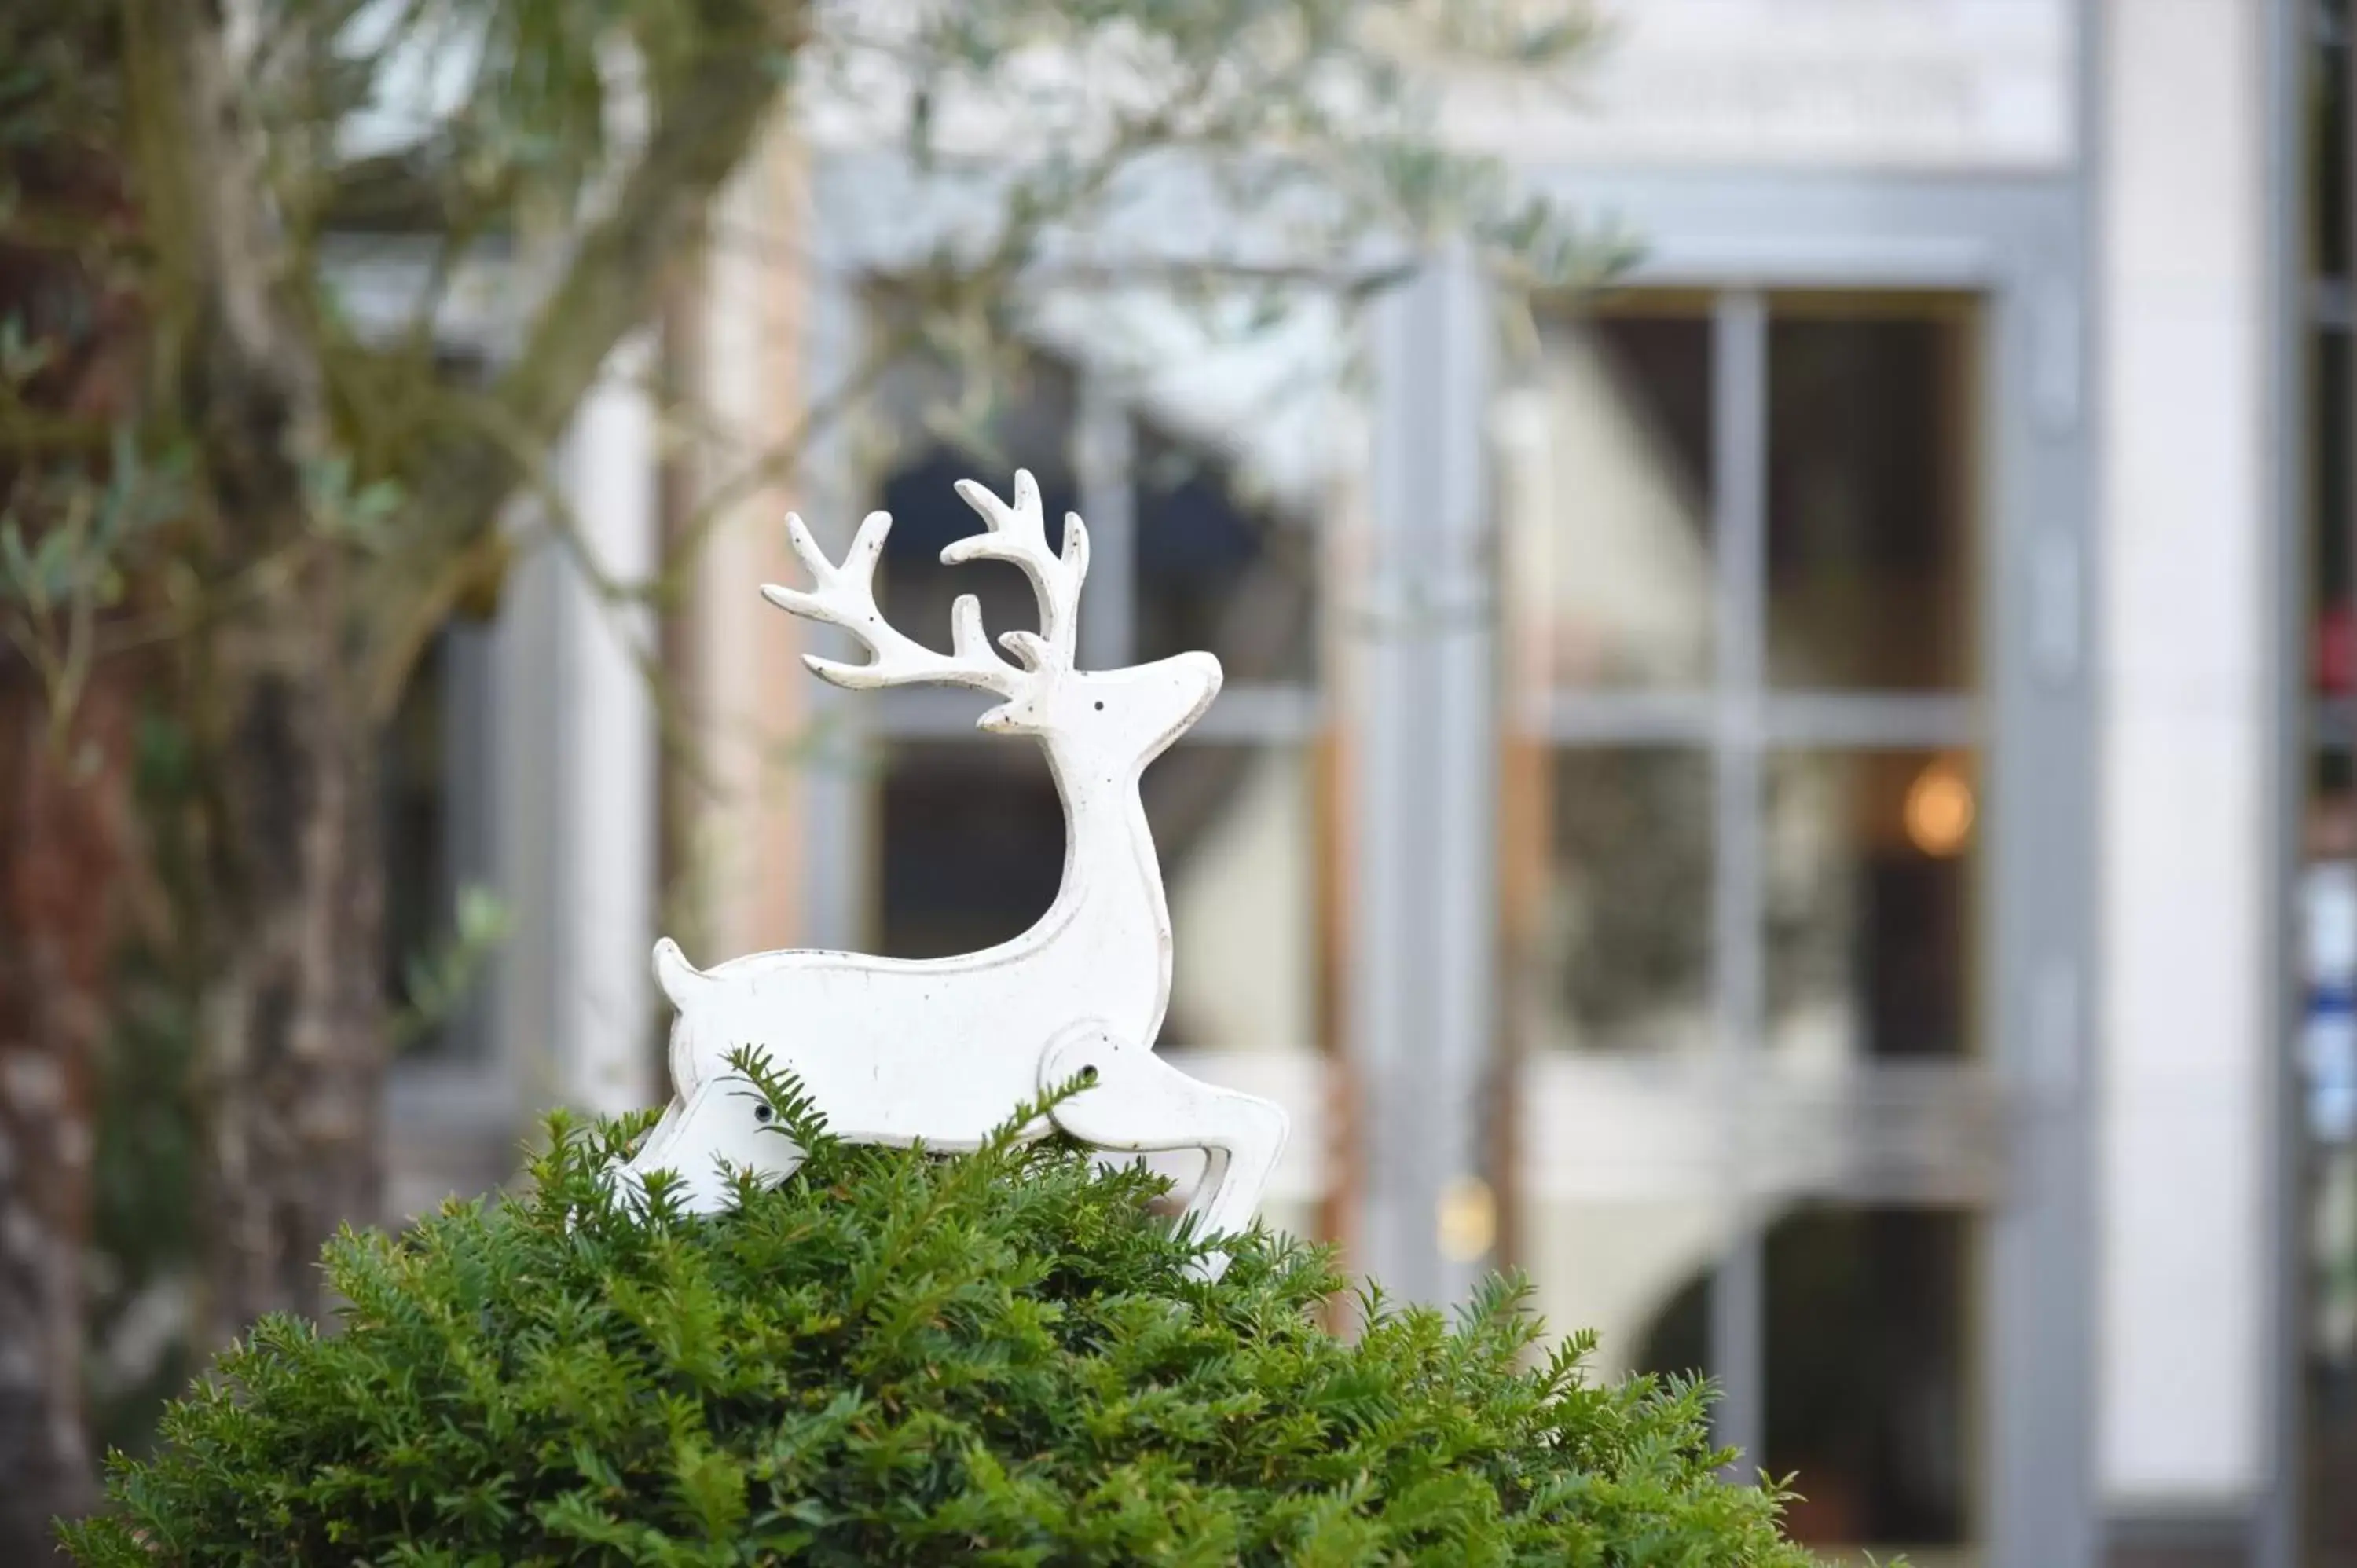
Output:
[{"xmin": 63, "ymin": 1058, "xmax": 1818, "ymax": 1566}]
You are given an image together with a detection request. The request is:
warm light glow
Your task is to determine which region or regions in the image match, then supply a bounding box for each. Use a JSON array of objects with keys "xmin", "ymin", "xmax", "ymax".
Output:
[
  {"xmin": 1904, "ymin": 760, "xmax": 1976, "ymax": 858},
  {"xmin": 1437, "ymin": 1175, "xmax": 1498, "ymax": 1262}
]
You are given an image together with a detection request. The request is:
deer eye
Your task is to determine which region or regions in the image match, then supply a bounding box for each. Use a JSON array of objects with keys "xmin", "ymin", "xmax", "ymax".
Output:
[
  {"xmin": 754, "ymin": 1104, "xmax": 774, "ymax": 1123},
  {"xmin": 1094, "ymin": 701, "xmax": 1105, "ymax": 711}
]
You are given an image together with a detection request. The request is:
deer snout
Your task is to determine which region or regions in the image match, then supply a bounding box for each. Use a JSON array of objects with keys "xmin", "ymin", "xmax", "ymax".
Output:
[
  {"xmin": 1172, "ymin": 650, "xmax": 1222, "ymax": 712},
  {"xmin": 1151, "ymin": 650, "xmax": 1222, "ymax": 747}
]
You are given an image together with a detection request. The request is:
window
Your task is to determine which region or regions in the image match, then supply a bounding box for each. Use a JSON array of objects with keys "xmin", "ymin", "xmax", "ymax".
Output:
[
  {"xmin": 382, "ymin": 623, "xmax": 497, "ymax": 1060},
  {"xmin": 383, "ymin": 639, "xmax": 450, "ymax": 1036},
  {"xmin": 1501, "ymin": 290, "xmax": 1988, "ymax": 1558}
]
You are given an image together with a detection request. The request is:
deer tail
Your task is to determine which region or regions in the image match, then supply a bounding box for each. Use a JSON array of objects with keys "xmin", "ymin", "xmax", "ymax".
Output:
[{"xmin": 651, "ymin": 938, "xmax": 709, "ymax": 1009}]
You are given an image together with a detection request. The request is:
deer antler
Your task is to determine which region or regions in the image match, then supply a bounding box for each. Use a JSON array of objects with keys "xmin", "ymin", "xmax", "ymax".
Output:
[
  {"xmin": 947, "ymin": 469, "xmax": 1091, "ymax": 660},
  {"xmin": 761, "ymin": 511, "xmax": 1021, "ymax": 695}
]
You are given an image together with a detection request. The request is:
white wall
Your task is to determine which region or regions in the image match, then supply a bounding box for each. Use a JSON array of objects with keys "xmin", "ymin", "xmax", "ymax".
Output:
[
  {"xmin": 1437, "ymin": 0, "xmax": 2073, "ymax": 171},
  {"xmin": 493, "ymin": 338, "xmax": 663, "ymax": 1121},
  {"xmin": 556, "ymin": 335, "xmax": 664, "ymax": 1116},
  {"xmin": 2097, "ymin": 0, "xmax": 2271, "ymax": 1509}
]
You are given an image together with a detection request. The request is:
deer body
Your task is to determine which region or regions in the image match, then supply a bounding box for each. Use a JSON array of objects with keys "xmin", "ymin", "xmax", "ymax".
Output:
[
  {"xmin": 615, "ymin": 473, "xmax": 1287, "ymax": 1278},
  {"xmin": 651, "ymin": 735, "xmax": 1179, "ymax": 1149}
]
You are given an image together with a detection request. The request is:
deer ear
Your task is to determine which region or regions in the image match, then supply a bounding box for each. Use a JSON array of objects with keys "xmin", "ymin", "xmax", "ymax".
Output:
[{"xmin": 651, "ymin": 938, "xmax": 706, "ymax": 1006}]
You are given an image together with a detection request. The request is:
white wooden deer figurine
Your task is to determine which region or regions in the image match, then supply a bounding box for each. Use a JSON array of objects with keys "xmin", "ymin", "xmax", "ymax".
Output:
[{"xmin": 613, "ymin": 471, "xmax": 1288, "ymax": 1278}]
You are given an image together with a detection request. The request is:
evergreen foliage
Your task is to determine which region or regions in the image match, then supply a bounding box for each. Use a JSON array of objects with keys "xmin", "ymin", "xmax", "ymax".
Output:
[{"xmin": 63, "ymin": 1058, "xmax": 1818, "ymax": 1566}]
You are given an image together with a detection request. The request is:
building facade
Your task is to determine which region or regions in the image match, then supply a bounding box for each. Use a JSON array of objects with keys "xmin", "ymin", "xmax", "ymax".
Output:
[{"xmin": 379, "ymin": 4, "xmax": 2339, "ymax": 1564}]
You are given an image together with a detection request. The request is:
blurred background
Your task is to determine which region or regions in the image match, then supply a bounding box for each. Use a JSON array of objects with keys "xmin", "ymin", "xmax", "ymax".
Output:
[{"xmin": 2, "ymin": 1, "xmax": 2351, "ymax": 1565}]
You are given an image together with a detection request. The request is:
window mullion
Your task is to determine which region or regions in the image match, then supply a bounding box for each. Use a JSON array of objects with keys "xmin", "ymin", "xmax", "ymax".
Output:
[
  {"xmin": 1076, "ymin": 372, "xmax": 1138, "ymax": 670},
  {"xmin": 1710, "ymin": 287, "xmax": 1769, "ymax": 1473}
]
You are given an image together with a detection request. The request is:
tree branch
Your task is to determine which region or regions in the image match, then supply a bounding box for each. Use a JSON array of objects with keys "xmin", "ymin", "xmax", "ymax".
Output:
[
  {"xmin": 398, "ymin": 0, "xmax": 801, "ymax": 574},
  {"xmin": 125, "ymin": 0, "xmax": 328, "ymax": 531}
]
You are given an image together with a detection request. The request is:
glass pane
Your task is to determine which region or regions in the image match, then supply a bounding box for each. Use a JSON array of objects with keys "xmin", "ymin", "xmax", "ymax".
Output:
[
  {"xmin": 1765, "ymin": 749, "xmax": 1978, "ymax": 1062},
  {"xmin": 1146, "ymin": 744, "xmax": 1321, "ymax": 1056},
  {"xmin": 1135, "ymin": 429, "xmax": 1318, "ymax": 683},
  {"xmin": 384, "ymin": 637, "xmax": 449, "ymax": 1054},
  {"xmin": 2315, "ymin": 16, "xmax": 2349, "ymax": 282},
  {"xmin": 2300, "ymin": 28, "xmax": 2354, "ymax": 1559},
  {"xmin": 1527, "ymin": 1200, "xmax": 1728, "ymax": 1383},
  {"xmin": 2305, "ymin": 1154, "xmax": 2357, "ymax": 1563},
  {"xmin": 1766, "ymin": 302, "xmax": 1975, "ymax": 691},
  {"xmin": 1765, "ymin": 1205, "xmax": 1973, "ymax": 1551},
  {"xmin": 2301, "ymin": 815, "xmax": 2357, "ymax": 1563},
  {"xmin": 1507, "ymin": 306, "xmax": 1715, "ymax": 690},
  {"xmin": 874, "ymin": 742, "xmax": 1063, "ymax": 959},
  {"xmin": 869, "ymin": 354, "xmax": 1080, "ymax": 657},
  {"xmin": 2315, "ymin": 331, "xmax": 2352, "ymax": 703},
  {"xmin": 1637, "ymin": 1266, "xmax": 1714, "ymax": 1388},
  {"xmin": 1529, "ymin": 748, "xmax": 1713, "ymax": 1054}
]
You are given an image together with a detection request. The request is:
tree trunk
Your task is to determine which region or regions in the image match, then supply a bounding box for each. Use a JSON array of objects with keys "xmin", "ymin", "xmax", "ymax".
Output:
[
  {"xmin": 192, "ymin": 635, "xmax": 387, "ymax": 1339},
  {"xmin": 119, "ymin": 0, "xmax": 387, "ymax": 1337},
  {"xmin": 0, "ymin": 681, "xmax": 135, "ymax": 1558},
  {"xmin": 112, "ymin": 0, "xmax": 787, "ymax": 1343}
]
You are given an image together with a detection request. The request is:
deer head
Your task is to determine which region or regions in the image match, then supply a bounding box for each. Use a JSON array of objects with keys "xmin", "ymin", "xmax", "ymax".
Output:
[{"xmin": 764, "ymin": 471, "xmax": 1221, "ymax": 768}]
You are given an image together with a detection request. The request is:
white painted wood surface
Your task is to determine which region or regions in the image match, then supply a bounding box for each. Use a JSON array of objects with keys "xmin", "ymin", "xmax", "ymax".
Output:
[{"xmin": 614, "ymin": 472, "xmax": 1289, "ymax": 1278}]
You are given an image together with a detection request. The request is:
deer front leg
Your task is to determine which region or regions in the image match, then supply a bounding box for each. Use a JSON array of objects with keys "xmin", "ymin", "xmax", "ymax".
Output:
[{"xmin": 1041, "ymin": 1023, "xmax": 1289, "ymax": 1282}]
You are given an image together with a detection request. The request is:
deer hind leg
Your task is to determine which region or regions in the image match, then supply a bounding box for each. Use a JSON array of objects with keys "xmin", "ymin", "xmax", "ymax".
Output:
[{"xmin": 1041, "ymin": 1023, "xmax": 1290, "ymax": 1283}]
